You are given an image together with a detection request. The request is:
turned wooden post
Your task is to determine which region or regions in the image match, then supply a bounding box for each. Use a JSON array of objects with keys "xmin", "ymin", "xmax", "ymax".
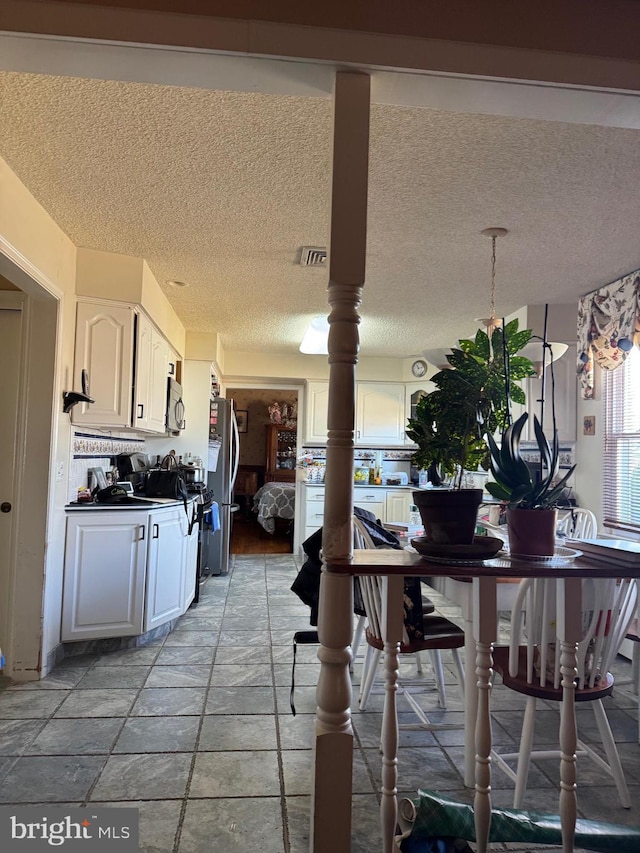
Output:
[
  {"xmin": 473, "ymin": 576, "xmax": 497, "ymax": 853},
  {"xmin": 311, "ymin": 70, "xmax": 370, "ymax": 853},
  {"xmin": 556, "ymin": 577, "xmax": 581, "ymax": 853}
]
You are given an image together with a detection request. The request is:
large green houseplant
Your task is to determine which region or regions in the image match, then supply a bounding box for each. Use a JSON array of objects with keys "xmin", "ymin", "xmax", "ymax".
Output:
[
  {"xmin": 485, "ymin": 411, "xmax": 576, "ymax": 556},
  {"xmin": 406, "ymin": 319, "xmax": 536, "ymax": 544}
]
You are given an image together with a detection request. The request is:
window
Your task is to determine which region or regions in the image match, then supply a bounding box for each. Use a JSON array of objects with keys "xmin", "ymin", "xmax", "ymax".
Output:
[{"xmin": 603, "ymin": 346, "xmax": 640, "ymax": 532}]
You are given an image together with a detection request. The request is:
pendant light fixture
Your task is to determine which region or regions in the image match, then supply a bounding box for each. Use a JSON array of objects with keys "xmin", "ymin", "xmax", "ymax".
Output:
[{"xmin": 477, "ymin": 227, "xmax": 508, "ymax": 360}]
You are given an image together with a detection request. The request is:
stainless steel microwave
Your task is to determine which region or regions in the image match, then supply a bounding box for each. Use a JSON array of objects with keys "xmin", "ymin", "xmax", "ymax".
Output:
[{"xmin": 166, "ymin": 378, "xmax": 186, "ymax": 433}]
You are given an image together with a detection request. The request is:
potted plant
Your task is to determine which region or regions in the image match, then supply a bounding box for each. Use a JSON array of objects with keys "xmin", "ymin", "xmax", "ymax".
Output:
[
  {"xmin": 406, "ymin": 320, "xmax": 535, "ymax": 544},
  {"xmin": 485, "ymin": 412, "xmax": 576, "ymax": 556}
]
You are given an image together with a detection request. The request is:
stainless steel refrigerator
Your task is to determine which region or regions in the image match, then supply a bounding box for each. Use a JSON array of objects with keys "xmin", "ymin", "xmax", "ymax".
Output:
[{"xmin": 205, "ymin": 397, "xmax": 239, "ymax": 575}]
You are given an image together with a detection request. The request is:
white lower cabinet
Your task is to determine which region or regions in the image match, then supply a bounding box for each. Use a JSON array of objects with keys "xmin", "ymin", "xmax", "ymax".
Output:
[
  {"xmin": 353, "ymin": 492, "xmax": 385, "ymax": 522},
  {"xmin": 385, "ymin": 490, "xmax": 412, "ymax": 523},
  {"xmin": 299, "ymin": 485, "xmax": 415, "ymax": 547},
  {"xmin": 62, "ymin": 503, "xmax": 198, "ymax": 642},
  {"xmin": 144, "ymin": 508, "xmax": 186, "ymax": 631}
]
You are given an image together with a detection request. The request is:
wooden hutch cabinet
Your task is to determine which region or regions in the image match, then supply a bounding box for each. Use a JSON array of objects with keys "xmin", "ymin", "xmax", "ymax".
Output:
[{"xmin": 265, "ymin": 425, "xmax": 297, "ymax": 482}]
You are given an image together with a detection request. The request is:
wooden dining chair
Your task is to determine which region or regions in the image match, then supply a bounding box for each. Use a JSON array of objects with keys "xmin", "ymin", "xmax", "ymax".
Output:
[
  {"xmin": 556, "ymin": 506, "xmax": 597, "ymax": 540},
  {"xmin": 491, "ymin": 576, "xmax": 638, "ymax": 809},
  {"xmin": 353, "ymin": 516, "xmax": 465, "ymax": 730}
]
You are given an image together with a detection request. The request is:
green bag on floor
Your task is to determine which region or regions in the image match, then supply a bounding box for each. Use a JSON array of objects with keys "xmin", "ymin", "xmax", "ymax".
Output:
[{"xmin": 396, "ymin": 790, "xmax": 640, "ymax": 853}]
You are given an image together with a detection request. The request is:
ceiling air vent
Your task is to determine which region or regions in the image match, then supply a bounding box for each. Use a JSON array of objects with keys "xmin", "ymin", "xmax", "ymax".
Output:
[{"xmin": 299, "ymin": 246, "xmax": 327, "ymax": 267}]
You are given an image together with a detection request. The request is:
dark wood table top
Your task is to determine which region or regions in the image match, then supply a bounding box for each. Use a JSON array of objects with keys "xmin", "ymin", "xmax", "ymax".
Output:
[{"xmin": 325, "ymin": 549, "xmax": 640, "ymax": 579}]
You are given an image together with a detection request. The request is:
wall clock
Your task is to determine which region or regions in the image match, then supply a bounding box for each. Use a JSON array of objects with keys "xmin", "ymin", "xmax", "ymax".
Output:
[{"xmin": 411, "ymin": 359, "xmax": 428, "ymax": 378}]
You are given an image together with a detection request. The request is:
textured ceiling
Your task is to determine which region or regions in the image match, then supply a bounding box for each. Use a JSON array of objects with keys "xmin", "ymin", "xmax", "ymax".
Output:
[{"xmin": 2, "ymin": 70, "xmax": 640, "ymax": 357}]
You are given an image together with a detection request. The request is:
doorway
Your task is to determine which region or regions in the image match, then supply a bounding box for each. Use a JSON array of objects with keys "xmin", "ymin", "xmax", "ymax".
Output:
[
  {"xmin": 0, "ymin": 268, "xmax": 58, "ymax": 682},
  {"xmin": 227, "ymin": 386, "xmax": 299, "ymax": 555}
]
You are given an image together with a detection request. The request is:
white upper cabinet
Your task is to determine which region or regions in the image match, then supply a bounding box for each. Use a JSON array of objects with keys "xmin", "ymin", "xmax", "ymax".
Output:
[
  {"xmin": 304, "ymin": 381, "xmax": 330, "ymax": 444},
  {"xmin": 304, "ymin": 380, "xmax": 408, "ymax": 446},
  {"xmin": 134, "ymin": 313, "xmax": 169, "ymax": 433},
  {"xmin": 72, "ymin": 301, "xmax": 135, "ymax": 428},
  {"xmin": 73, "ymin": 298, "xmax": 172, "ymax": 433},
  {"xmin": 526, "ymin": 343, "xmax": 577, "ymax": 443},
  {"xmin": 356, "ymin": 383, "xmax": 406, "ymax": 446}
]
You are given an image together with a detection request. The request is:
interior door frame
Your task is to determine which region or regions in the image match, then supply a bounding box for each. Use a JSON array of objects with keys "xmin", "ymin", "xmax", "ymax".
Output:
[{"xmin": 0, "ymin": 240, "xmax": 62, "ymax": 681}]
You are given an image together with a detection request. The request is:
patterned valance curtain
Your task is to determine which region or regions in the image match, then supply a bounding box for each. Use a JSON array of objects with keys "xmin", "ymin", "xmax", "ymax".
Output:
[{"xmin": 577, "ymin": 268, "xmax": 640, "ymax": 399}]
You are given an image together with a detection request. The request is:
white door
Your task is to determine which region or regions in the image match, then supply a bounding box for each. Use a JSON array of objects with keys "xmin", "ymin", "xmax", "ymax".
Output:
[{"xmin": 0, "ymin": 307, "xmax": 22, "ymax": 668}]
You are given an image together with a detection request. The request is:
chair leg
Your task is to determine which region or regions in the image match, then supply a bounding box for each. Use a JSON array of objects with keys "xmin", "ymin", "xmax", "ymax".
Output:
[
  {"xmin": 359, "ymin": 646, "xmax": 381, "ymax": 710},
  {"xmin": 414, "ymin": 651, "xmax": 423, "ymax": 675},
  {"xmin": 592, "ymin": 698, "xmax": 631, "ymax": 808},
  {"xmin": 428, "ymin": 649, "xmax": 447, "ymax": 708},
  {"xmin": 351, "ymin": 615, "xmax": 366, "ymax": 674},
  {"xmin": 513, "ymin": 696, "xmax": 537, "ymax": 809},
  {"xmin": 451, "ymin": 648, "xmax": 465, "ymax": 701}
]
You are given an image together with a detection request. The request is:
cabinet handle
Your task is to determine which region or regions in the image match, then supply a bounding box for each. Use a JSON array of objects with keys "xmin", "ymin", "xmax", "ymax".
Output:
[
  {"xmin": 139, "ymin": 525, "xmax": 145, "ymax": 541},
  {"xmin": 356, "ymin": 430, "xmax": 361, "ymax": 439},
  {"xmin": 168, "ymin": 362, "xmax": 175, "ymax": 375},
  {"xmin": 153, "ymin": 523, "xmax": 159, "ymax": 539},
  {"xmin": 137, "ymin": 403, "xmax": 144, "ymax": 419}
]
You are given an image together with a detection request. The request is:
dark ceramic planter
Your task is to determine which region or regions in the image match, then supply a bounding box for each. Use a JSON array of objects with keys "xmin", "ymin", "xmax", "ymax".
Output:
[
  {"xmin": 507, "ymin": 507, "xmax": 558, "ymax": 557},
  {"xmin": 412, "ymin": 488, "xmax": 483, "ymax": 545}
]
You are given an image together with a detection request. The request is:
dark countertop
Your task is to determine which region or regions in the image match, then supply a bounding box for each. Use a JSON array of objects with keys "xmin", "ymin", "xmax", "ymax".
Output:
[{"xmin": 65, "ymin": 496, "xmax": 198, "ymax": 511}]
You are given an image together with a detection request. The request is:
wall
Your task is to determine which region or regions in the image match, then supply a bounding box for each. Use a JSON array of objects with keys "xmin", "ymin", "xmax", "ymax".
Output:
[
  {"xmin": 228, "ymin": 388, "xmax": 298, "ymax": 468},
  {"xmin": 224, "ymin": 350, "xmax": 406, "ymax": 383}
]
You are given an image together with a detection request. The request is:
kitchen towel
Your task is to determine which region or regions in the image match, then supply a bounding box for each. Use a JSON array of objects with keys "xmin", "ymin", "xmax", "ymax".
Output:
[{"xmin": 204, "ymin": 502, "xmax": 221, "ymax": 532}]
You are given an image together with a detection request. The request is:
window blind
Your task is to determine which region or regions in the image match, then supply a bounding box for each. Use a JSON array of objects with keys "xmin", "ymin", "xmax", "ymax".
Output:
[{"xmin": 603, "ymin": 347, "xmax": 640, "ymax": 532}]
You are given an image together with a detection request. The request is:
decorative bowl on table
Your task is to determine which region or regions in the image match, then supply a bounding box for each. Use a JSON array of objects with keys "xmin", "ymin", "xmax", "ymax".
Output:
[{"xmin": 410, "ymin": 534, "xmax": 504, "ymax": 561}]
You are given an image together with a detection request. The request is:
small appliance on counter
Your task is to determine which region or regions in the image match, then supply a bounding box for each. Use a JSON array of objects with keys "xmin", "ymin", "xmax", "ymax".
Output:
[{"xmin": 116, "ymin": 452, "xmax": 152, "ymax": 492}]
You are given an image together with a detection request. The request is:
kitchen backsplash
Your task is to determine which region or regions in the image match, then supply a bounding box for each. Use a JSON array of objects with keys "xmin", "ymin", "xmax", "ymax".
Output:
[{"xmin": 68, "ymin": 430, "xmax": 146, "ymax": 502}]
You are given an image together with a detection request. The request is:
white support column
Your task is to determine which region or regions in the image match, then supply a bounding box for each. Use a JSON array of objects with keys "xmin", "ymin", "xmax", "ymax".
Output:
[
  {"xmin": 557, "ymin": 577, "xmax": 581, "ymax": 853},
  {"xmin": 311, "ymin": 70, "xmax": 371, "ymax": 853}
]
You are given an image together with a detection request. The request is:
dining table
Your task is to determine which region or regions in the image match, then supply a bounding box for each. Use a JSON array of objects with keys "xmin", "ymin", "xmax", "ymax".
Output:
[{"xmin": 312, "ymin": 547, "xmax": 640, "ymax": 853}]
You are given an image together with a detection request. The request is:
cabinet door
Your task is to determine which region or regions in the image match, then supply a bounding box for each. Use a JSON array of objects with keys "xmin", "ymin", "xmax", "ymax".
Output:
[
  {"xmin": 62, "ymin": 512, "xmax": 147, "ymax": 641},
  {"xmin": 134, "ymin": 314, "xmax": 169, "ymax": 434},
  {"xmin": 72, "ymin": 301, "xmax": 134, "ymax": 427},
  {"xmin": 144, "ymin": 508, "xmax": 185, "ymax": 631},
  {"xmin": 405, "ymin": 382, "xmax": 435, "ymax": 446},
  {"xmin": 148, "ymin": 326, "xmax": 169, "ymax": 432},
  {"xmin": 356, "ymin": 383, "xmax": 406, "ymax": 445},
  {"xmin": 526, "ymin": 343, "xmax": 577, "ymax": 443},
  {"xmin": 385, "ymin": 491, "xmax": 412, "ymax": 524},
  {"xmin": 304, "ymin": 381, "xmax": 329, "ymax": 444},
  {"xmin": 134, "ymin": 312, "xmax": 152, "ymax": 430}
]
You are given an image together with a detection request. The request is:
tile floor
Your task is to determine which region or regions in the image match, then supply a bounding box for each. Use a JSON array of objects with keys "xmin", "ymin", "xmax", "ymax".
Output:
[{"xmin": 0, "ymin": 554, "xmax": 638, "ymax": 852}]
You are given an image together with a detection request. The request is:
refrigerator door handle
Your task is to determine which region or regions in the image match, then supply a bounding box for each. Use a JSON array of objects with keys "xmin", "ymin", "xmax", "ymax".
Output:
[{"xmin": 230, "ymin": 407, "xmax": 240, "ymax": 492}]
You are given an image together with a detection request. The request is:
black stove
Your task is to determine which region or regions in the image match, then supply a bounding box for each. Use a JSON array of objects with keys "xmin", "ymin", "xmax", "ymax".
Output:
[{"xmin": 191, "ymin": 487, "xmax": 216, "ymax": 603}]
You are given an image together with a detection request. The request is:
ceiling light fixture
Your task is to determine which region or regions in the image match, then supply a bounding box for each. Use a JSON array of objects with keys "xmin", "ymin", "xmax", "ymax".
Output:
[
  {"xmin": 520, "ymin": 338, "xmax": 568, "ymax": 379},
  {"xmin": 299, "ymin": 316, "xmax": 330, "ymax": 354},
  {"xmin": 478, "ymin": 227, "xmax": 508, "ymax": 358}
]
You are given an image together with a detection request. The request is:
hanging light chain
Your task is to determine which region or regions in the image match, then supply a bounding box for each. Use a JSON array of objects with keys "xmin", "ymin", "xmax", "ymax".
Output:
[{"xmin": 489, "ymin": 234, "xmax": 497, "ymax": 323}]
